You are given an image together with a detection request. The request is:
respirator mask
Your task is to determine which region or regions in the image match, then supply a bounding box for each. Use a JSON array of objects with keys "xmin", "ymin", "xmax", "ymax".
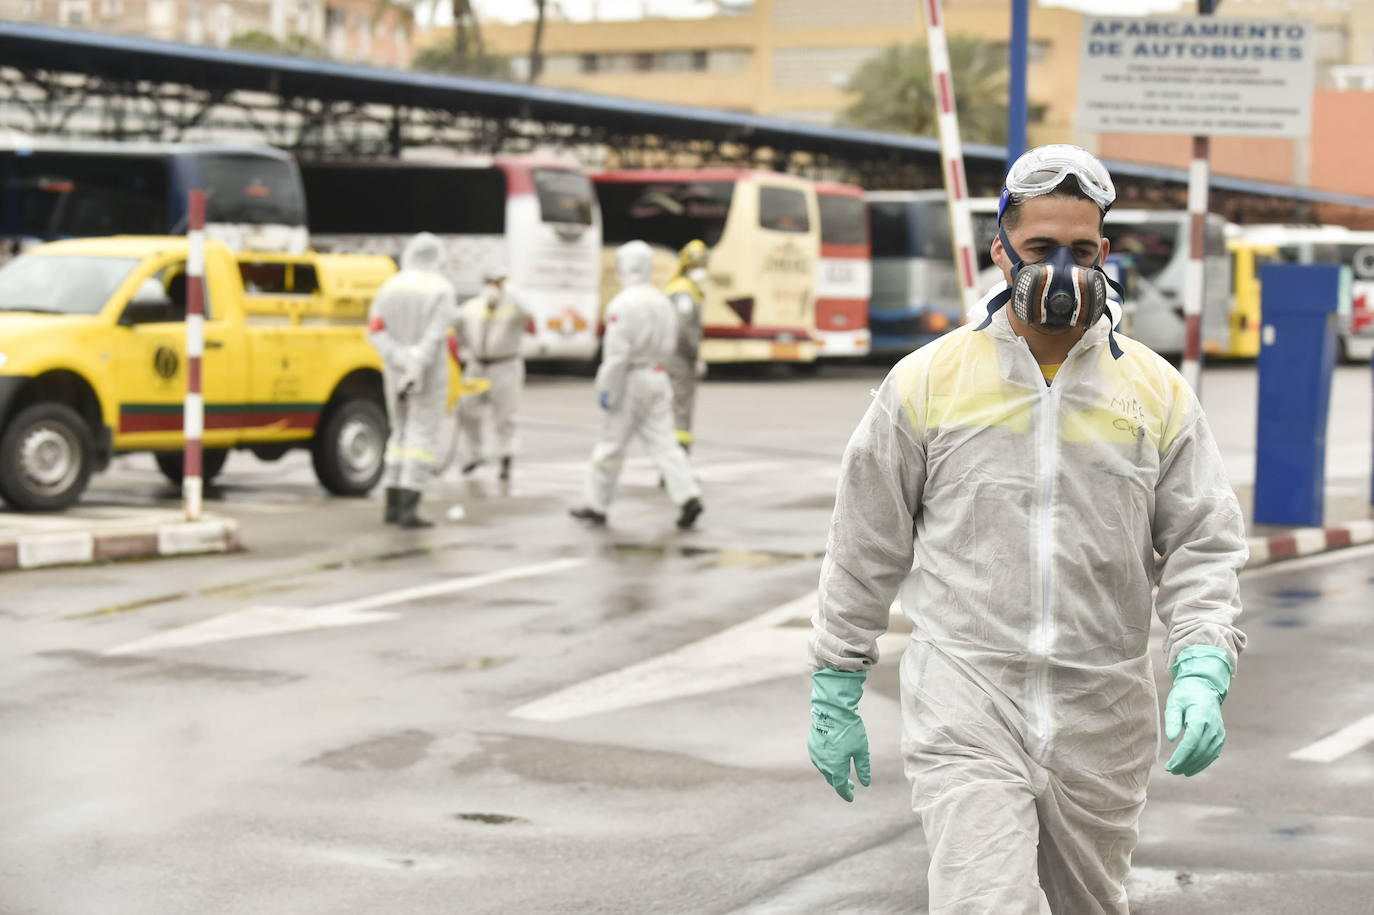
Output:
[{"xmin": 998, "ymin": 228, "xmax": 1110, "ymax": 330}]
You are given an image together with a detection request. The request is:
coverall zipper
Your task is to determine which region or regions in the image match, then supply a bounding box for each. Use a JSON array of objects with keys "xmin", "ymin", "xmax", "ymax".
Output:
[{"xmin": 1015, "ymin": 335, "xmax": 1061, "ymax": 758}]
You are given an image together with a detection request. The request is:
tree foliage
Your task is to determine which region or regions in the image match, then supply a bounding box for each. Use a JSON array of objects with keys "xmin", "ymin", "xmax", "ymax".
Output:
[
  {"xmin": 411, "ymin": 43, "xmax": 512, "ymax": 78},
  {"xmin": 841, "ymin": 37, "xmax": 1009, "ymax": 145},
  {"xmin": 229, "ymin": 30, "xmax": 324, "ymax": 58}
]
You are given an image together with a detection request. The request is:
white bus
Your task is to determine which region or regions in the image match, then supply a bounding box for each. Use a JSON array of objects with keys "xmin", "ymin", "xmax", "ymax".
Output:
[
  {"xmin": 301, "ymin": 155, "xmax": 602, "ymax": 362},
  {"xmin": 814, "ymin": 181, "xmax": 871, "ymax": 358},
  {"xmin": 1103, "ymin": 210, "xmax": 1232, "ymax": 360},
  {"xmin": 0, "ymin": 140, "xmax": 308, "ymax": 262},
  {"xmin": 594, "ymin": 169, "xmax": 821, "ymax": 364}
]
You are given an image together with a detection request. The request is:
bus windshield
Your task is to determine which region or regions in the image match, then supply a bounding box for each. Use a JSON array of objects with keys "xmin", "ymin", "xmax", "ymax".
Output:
[
  {"xmin": 0, "ymin": 152, "xmax": 168, "ymax": 239},
  {"xmin": 597, "ymin": 180, "xmax": 734, "ymax": 248},
  {"xmin": 0, "ymin": 254, "xmax": 139, "ymax": 315},
  {"xmin": 199, "ymin": 153, "xmax": 305, "ymax": 226},
  {"xmin": 819, "ymin": 195, "xmax": 867, "ymax": 246},
  {"xmin": 759, "ymin": 186, "xmax": 809, "ymax": 233},
  {"xmin": 869, "ymin": 200, "xmax": 950, "ymax": 259},
  {"xmin": 533, "ymin": 168, "xmax": 594, "ymax": 225},
  {"xmin": 1106, "ymin": 222, "xmax": 1180, "ymax": 281}
]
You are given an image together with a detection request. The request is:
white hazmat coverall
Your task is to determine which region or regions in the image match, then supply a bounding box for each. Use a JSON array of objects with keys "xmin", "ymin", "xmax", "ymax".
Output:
[
  {"xmin": 811, "ymin": 298, "xmax": 1247, "ymax": 914},
  {"xmin": 367, "ymin": 233, "xmax": 459, "ymax": 494},
  {"xmin": 583, "ymin": 242, "xmax": 702, "ymax": 514},
  {"xmin": 455, "ymin": 285, "xmax": 531, "ymax": 469}
]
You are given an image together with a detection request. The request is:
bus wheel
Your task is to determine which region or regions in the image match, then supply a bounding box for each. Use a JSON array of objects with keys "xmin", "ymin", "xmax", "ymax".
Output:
[
  {"xmin": 154, "ymin": 448, "xmax": 229, "ymax": 486},
  {"xmin": 312, "ymin": 397, "xmax": 387, "ymax": 496},
  {"xmin": 0, "ymin": 402, "xmax": 95, "ymax": 511}
]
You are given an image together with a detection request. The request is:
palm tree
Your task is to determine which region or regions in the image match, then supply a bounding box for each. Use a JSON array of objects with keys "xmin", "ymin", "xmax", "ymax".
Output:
[
  {"xmin": 841, "ymin": 36, "xmax": 1009, "ymax": 146},
  {"xmin": 528, "ymin": 0, "xmax": 548, "ymax": 83}
]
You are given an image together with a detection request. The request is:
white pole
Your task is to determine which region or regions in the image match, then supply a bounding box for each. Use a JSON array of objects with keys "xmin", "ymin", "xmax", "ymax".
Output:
[
  {"xmin": 183, "ymin": 189, "xmax": 206, "ymax": 522},
  {"xmin": 1181, "ymin": 137, "xmax": 1210, "ymax": 393},
  {"xmin": 920, "ymin": 0, "xmax": 982, "ymax": 319}
]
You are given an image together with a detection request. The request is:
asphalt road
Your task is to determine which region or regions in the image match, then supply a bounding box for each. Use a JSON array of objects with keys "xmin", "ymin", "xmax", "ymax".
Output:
[{"xmin": 1, "ymin": 363, "xmax": 1372, "ymax": 914}]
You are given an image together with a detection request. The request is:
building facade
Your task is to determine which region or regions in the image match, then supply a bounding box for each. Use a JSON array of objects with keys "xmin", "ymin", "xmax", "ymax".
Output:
[
  {"xmin": 448, "ymin": 0, "xmax": 1085, "ymax": 146},
  {"xmin": 438, "ymin": 0, "xmax": 1374, "ymax": 199},
  {"xmin": 0, "ymin": 0, "xmax": 412, "ymax": 68}
]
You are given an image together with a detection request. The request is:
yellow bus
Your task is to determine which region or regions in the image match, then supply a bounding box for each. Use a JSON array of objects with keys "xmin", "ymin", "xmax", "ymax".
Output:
[
  {"xmin": 1228, "ymin": 225, "xmax": 1374, "ymax": 363},
  {"xmin": 593, "ymin": 169, "xmax": 821, "ymax": 364},
  {"xmin": 1222, "ymin": 236, "xmax": 1279, "ymax": 359}
]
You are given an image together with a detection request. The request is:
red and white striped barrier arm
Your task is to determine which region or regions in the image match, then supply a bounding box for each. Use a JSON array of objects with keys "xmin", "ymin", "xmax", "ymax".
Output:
[
  {"xmin": 922, "ymin": 0, "xmax": 982, "ymax": 319},
  {"xmin": 1181, "ymin": 136, "xmax": 1210, "ymax": 393},
  {"xmin": 183, "ymin": 189, "xmax": 206, "ymax": 522}
]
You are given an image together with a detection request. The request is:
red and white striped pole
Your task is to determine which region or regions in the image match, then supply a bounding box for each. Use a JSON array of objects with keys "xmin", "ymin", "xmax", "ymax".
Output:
[
  {"xmin": 183, "ymin": 189, "xmax": 206, "ymax": 522},
  {"xmin": 1181, "ymin": 135, "xmax": 1210, "ymax": 393},
  {"xmin": 921, "ymin": 0, "xmax": 982, "ymax": 319}
]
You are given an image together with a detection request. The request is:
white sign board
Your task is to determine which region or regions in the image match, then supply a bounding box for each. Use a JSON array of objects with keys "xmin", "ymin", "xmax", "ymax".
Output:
[{"xmin": 1078, "ymin": 17, "xmax": 1316, "ymax": 138}]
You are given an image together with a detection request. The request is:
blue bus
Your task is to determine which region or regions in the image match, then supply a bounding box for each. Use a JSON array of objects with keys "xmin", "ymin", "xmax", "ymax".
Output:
[
  {"xmin": 864, "ymin": 190, "xmax": 967, "ymax": 358},
  {"xmin": 0, "ymin": 140, "xmax": 307, "ymax": 262}
]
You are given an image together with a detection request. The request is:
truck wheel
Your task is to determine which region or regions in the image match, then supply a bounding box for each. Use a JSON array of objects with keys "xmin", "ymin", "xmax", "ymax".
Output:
[
  {"xmin": 0, "ymin": 402, "xmax": 95, "ymax": 511},
  {"xmin": 154, "ymin": 448, "xmax": 229, "ymax": 486},
  {"xmin": 312, "ymin": 397, "xmax": 386, "ymax": 496}
]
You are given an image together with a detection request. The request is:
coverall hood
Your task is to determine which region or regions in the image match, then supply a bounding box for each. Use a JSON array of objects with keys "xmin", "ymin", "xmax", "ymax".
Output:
[
  {"xmin": 616, "ymin": 240, "xmax": 655, "ymax": 287},
  {"xmin": 401, "ymin": 232, "xmax": 446, "ymax": 273}
]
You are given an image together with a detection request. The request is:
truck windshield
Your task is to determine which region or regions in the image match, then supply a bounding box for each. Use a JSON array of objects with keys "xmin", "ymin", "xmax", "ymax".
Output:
[{"xmin": 0, "ymin": 254, "xmax": 139, "ymax": 315}]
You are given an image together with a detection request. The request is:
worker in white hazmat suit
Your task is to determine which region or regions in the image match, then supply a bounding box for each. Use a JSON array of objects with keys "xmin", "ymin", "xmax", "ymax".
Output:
[
  {"xmin": 808, "ymin": 146, "xmax": 1247, "ymax": 914},
  {"xmin": 455, "ymin": 268, "xmax": 532, "ymax": 482},
  {"xmin": 569, "ymin": 240, "xmax": 704, "ymax": 529},
  {"xmin": 664, "ymin": 239, "xmax": 709, "ymax": 453},
  {"xmin": 366, "ymin": 232, "xmax": 459, "ymax": 529}
]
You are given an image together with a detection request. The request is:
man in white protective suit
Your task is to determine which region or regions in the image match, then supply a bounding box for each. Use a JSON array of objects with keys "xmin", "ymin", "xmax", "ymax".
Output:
[
  {"xmin": 366, "ymin": 232, "xmax": 459, "ymax": 529},
  {"xmin": 806, "ymin": 146, "xmax": 1247, "ymax": 914},
  {"xmin": 455, "ymin": 268, "xmax": 532, "ymax": 483},
  {"xmin": 569, "ymin": 240, "xmax": 704, "ymax": 529}
]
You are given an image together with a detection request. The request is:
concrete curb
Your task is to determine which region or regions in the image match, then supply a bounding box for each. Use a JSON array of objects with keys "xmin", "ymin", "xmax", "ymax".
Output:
[
  {"xmin": 1244, "ymin": 519, "xmax": 1374, "ymax": 569},
  {"xmin": 0, "ymin": 517, "xmax": 240, "ymax": 572}
]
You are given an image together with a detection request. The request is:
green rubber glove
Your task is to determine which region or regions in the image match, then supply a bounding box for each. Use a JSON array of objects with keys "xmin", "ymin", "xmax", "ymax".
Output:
[
  {"xmin": 1164, "ymin": 645, "xmax": 1233, "ymax": 777},
  {"xmin": 809, "ymin": 668, "xmax": 871, "ymax": 802}
]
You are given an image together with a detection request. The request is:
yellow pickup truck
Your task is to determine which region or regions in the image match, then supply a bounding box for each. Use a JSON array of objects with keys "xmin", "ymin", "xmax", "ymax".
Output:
[{"xmin": 0, "ymin": 236, "xmax": 412, "ymax": 511}]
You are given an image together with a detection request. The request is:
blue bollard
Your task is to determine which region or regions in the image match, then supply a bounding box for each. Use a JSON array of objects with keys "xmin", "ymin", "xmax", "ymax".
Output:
[{"xmin": 1254, "ymin": 263, "xmax": 1341, "ymax": 527}]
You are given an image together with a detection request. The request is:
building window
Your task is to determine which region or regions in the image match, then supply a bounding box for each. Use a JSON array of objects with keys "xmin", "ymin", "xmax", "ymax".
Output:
[
  {"xmin": 21, "ymin": 0, "xmax": 40, "ymax": 18},
  {"xmin": 1317, "ymin": 26, "xmax": 1348, "ymax": 62},
  {"xmin": 59, "ymin": 0, "xmax": 90, "ymax": 25},
  {"xmin": 706, "ymin": 49, "xmax": 748, "ymax": 73},
  {"xmin": 580, "ymin": 53, "xmax": 598, "ymax": 74},
  {"xmin": 149, "ymin": 0, "xmax": 173, "ymax": 28},
  {"xmin": 542, "ymin": 54, "xmax": 582, "ymax": 77},
  {"xmin": 212, "ymin": 2, "xmax": 234, "ymax": 47},
  {"xmin": 99, "ymin": 0, "xmax": 120, "ymax": 17}
]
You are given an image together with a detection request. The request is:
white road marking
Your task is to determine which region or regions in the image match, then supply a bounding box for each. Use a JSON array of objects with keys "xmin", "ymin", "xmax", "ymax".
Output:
[
  {"xmin": 509, "ymin": 592, "xmax": 818, "ymax": 722},
  {"xmin": 1290, "ymin": 712, "xmax": 1374, "ymax": 763},
  {"xmin": 104, "ymin": 557, "xmax": 587, "ymax": 655},
  {"xmin": 509, "ymin": 594, "xmax": 906, "ymax": 722}
]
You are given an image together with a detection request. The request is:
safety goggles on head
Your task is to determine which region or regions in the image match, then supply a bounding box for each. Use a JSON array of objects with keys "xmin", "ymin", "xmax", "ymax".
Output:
[{"xmin": 997, "ymin": 144, "xmax": 1116, "ymax": 222}]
